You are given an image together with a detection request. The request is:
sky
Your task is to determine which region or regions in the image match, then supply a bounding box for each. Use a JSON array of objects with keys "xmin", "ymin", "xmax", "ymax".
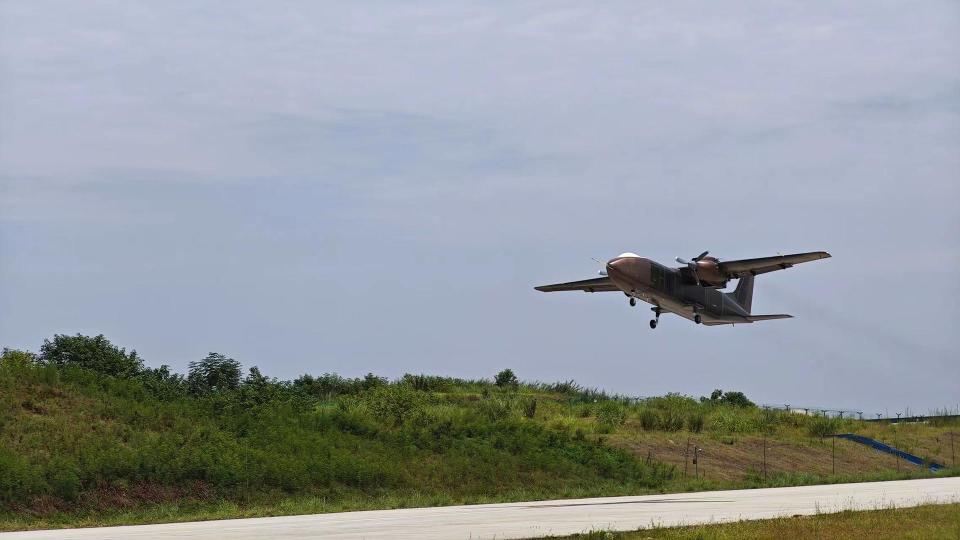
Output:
[{"xmin": 1, "ymin": 1, "xmax": 958, "ymax": 416}]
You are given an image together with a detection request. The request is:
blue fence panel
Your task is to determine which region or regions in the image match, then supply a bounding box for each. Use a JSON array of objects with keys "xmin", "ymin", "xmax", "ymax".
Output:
[{"xmin": 834, "ymin": 433, "xmax": 944, "ymax": 472}]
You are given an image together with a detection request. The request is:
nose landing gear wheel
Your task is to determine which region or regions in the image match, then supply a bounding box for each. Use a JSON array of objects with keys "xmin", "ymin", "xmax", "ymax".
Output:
[
  {"xmin": 629, "ymin": 298, "xmax": 636, "ymax": 307},
  {"xmin": 649, "ymin": 319, "xmax": 657, "ymax": 329},
  {"xmin": 694, "ymin": 314, "xmax": 702, "ymax": 324}
]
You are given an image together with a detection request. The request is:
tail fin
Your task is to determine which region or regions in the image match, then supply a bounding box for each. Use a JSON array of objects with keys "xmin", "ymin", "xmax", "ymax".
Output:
[{"xmin": 731, "ymin": 275, "xmax": 754, "ymax": 313}]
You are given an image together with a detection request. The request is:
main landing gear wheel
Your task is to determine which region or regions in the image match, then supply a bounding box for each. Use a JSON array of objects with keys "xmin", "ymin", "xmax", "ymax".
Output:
[
  {"xmin": 649, "ymin": 319, "xmax": 657, "ymax": 329},
  {"xmin": 694, "ymin": 314, "xmax": 702, "ymax": 324},
  {"xmin": 629, "ymin": 298, "xmax": 636, "ymax": 307},
  {"xmin": 649, "ymin": 306, "xmax": 661, "ymax": 330}
]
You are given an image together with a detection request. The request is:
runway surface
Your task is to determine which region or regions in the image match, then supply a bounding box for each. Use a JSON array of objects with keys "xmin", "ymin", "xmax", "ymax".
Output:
[{"xmin": 4, "ymin": 477, "xmax": 958, "ymax": 539}]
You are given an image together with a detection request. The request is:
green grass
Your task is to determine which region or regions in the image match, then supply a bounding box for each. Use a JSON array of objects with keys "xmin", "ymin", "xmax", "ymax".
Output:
[
  {"xmin": 1, "ymin": 337, "xmax": 957, "ymax": 531},
  {"xmin": 546, "ymin": 503, "xmax": 960, "ymax": 539}
]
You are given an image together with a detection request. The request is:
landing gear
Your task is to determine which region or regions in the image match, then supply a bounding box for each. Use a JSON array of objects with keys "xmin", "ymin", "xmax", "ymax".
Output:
[
  {"xmin": 649, "ymin": 306, "xmax": 661, "ymax": 330},
  {"xmin": 694, "ymin": 314, "xmax": 702, "ymax": 325},
  {"xmin": 649, "ymin": 319, "xmax": 657, "ymax": 329},
  {"xmin": 629, "ymin": 297, "xmax": 636, "ymax": 307}
]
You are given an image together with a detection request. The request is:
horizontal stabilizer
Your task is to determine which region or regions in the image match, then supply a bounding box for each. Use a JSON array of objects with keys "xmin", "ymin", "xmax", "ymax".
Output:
[{"xmin": 744, "ymin": 314, "xmax": 793, "ymax": 322}]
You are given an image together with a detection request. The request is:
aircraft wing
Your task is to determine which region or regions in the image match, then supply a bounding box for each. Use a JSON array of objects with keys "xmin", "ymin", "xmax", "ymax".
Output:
[
  {"xmin": 534, "ymin": 277, "xmax": 620, "ymax": 293},
  {"xmin": 718, "ymin": 251, "xmax": 830, "ymax": 278},
  {"xmin": 744, "ymin": 314, "xmax": 793, "ymax": 321}
]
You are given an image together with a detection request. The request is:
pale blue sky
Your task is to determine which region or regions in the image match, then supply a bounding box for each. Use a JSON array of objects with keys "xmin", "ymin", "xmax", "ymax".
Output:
[{"xmin": 1, "ymin": 1, "xmax": 958, "ymax": 415}]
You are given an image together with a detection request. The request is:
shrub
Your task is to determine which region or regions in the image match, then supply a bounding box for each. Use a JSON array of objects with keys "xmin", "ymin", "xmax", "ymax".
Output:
[
  {"xmin": 596, "ymin": 401, "xmax": 627, "ymax": 432},
  {"xmin": 686, "ymin": 411, "xmax": 704, "ymax": 433},
  {"xmin": 401, "ymin": 373, "xmax": 455, "ymax": 392},
  {"xmin": 639, "ymin": 408, "xmax": 659, "ymax": 431},
  {"xmin": 720, "ymin": 391, "xmax": 755, "ymax": 408},
  {"xmin": 0, "ymin": 348, "xmax": 36, "ymax": 368},
  {"xmin": 477, "ymin": 396, "xmax": 515, "ymax": 421},
  {"xmin": 660, "ymin": 409, "xmax": 685, "ymax": 431},
  {"xmin": 523, "ymin": 398, "xmax": 538, "ymax": 419},
  {"xmin": 293, "ymin": 373, "xmax": 385, "ymax": 398},
  {"xmin": 46, "ymin": 456, "xmax": 81, "ymax": 501},
  {"xmin": 364, "ymin": 385, "xmax": 427, "ymax": 426},
  {"xmin": 756, "ymin": 408, "xmax": 779, "ymax": 434},
  {"xmin": 39, "ymin": 334, "xmax": 143, "ymax": 378},
  {"xmin": 808, "ymin": 416, "xmax": 840, "ymax": 438},
  {"xmin": 702, "ymin": 389, "xmax": 755, "ymax": 408},
  {"xmin": 494, "ymin": 368, "xmax": 518, "ymax": 389},
  {"xmin": 0, "ymin": 448, "xmax": 42, "ymax": 504},
  {"xmin": 710, "ymin": 408, "xmax": 750, "ymax": 434}
]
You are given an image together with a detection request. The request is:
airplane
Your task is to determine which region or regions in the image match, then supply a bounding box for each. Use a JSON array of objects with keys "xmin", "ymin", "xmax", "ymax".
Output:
[{"xmin": 535, "ymin": 250, "xmax": 830, "ymax": 328}]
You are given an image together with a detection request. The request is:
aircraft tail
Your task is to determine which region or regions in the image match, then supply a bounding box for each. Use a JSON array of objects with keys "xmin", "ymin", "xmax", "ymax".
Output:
[{"xmin": 730, "ymin": 275, "xmax": 754, "ymax": 313}]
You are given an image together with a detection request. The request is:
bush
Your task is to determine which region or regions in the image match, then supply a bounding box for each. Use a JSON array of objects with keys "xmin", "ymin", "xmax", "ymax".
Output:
[
  {"xmin": 293, "ymin": 372, "xmax": 385, "ymax": 398},
  {"xmin": 720, "ymin": 391, "xmax": 754, "ymax": 408},
  {"xmin": 808, "ymin": 416, "xmax": 840, "ymax": 438},
  {"xmin": 659, "ymin": 409, "xmax": 685, "ymax": 431},
  {"xmin": 46, "ymin": 456, "xmax": 81, "ymax": 501},
  {"xmin": 1, "ymin": 348, "xmax": 36, "ymax": 369},
  {"xmin": 0, "ymin": 448, "xmax": 42, "ymax": 504},
  {"xmin": 495, "ymin": 368, "xmax": 518, "ymax": 389},
  {"xmin": 686, "ymin": 411, "xmax": 704, "ymax": 433},
  {"xmin": 477, "ymin": 396, "xmax": 515, "ymax": 421},
  {"xmin": 702, "ymin": 389, "xmax": 755, "ymax": 408},
  {"xmin": 639, "ymin": 408, "xmax": 659, "ymax": 431},
  {"xmin": 709, "ymin": 408, "xmax": 750, "ymax": 434},
  {"xmin": 364, "ymin": 385, "xmax": 427, "ymax": 426},
  {"xmin": 596, "ymin": 401, "xmax": 627, "ymax": 432},
  {"xmin": 401, "ymin": 373, "xmax": 455, "ymax": 392},
  {"xmin": 39, "ymin": 334, "xmax": 143, "ymax": 378},
  {"xmin": 523, "ymin": 398, "xmax": 538, "ymax": 419}
]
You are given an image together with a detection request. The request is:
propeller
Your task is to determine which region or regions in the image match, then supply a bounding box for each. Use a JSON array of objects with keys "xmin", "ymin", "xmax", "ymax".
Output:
[
  {"xmin": 675, "ymin": 251, "xmax": 710, "ymax": 285},
  {"xmin": 591, "ymin": 257, "xmax": 607, "ymax": 276}
]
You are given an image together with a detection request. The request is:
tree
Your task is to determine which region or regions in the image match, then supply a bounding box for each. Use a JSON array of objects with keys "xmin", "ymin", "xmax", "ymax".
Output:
[
  {"xmin": 494, "ymin": 368, "xmax": 518, "ymax": 388},
  {"xmin": 188, "ymin": 352, "xmax": 241, "ymax": 394},
  {"xmin": 719, "ymin": 390, "xmax": 755, "ymax": 408},
  {"xmin": 245, "ymin": 366, "xmax": 269, "ymax": 388},
  {"xmin": 137, "ymin": 364, "xmax": 187, "ymax": 399},
  {"xmin": 38, "ymin": 334, "xmax": 143, "ymax": 378}
]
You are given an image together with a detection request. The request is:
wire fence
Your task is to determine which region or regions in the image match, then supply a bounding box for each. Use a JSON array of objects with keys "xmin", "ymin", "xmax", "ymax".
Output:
[{"xmin": 650, "ymin": 431, "xmax": 957, "ymax": 483}]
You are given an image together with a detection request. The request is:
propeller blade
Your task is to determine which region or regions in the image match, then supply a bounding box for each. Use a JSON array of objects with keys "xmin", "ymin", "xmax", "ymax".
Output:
[
  {"xmin": 592, "ymin": 257, "xmax": 608, "ymax": 276},
  {"xmin": 694, "ymin": 250, "xmax": 709, "ymax": 261},
  {"xmin": 675, "ymin": 257, "xmax": 691, "ymax": 265}
]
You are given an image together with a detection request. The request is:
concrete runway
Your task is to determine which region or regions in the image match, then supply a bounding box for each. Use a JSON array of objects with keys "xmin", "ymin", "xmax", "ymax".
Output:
[{"xmin": 4, "ymin": 477, "xmax": 958, "ymax": 539}]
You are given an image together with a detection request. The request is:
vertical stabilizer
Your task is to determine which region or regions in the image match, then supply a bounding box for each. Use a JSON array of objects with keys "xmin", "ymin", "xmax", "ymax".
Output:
[{"xmin": 731, "ymin": 275, "xmax": 754, "ymax": 314}]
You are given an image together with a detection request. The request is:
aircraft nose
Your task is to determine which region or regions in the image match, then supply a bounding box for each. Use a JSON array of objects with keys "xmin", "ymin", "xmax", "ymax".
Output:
[{"xmin": 606, "ymin": 258, "xmax": 626, "ymax": 275}]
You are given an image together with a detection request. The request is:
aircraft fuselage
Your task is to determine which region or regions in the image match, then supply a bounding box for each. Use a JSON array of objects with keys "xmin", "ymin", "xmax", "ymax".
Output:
[{"xmin": 605, "ymin": 255, "xmax": 749, "ymax": 325}]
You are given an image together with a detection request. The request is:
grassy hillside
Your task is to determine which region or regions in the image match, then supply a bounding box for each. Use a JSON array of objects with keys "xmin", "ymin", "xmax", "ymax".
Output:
[
  {"xmin": 1, "ymin": 335, "xmax": 955, "ymax": 530},
  {"xmin": 546, "ymin": 503, "xmax": 960, "ymax": 539}
]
